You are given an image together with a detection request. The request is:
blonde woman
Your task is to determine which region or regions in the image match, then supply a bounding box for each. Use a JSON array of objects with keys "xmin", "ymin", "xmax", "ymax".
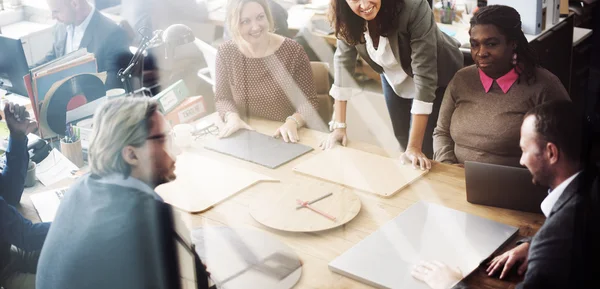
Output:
[{"xmin": 215, "ymin": 0, "xmax": 319, "ymax": 143}]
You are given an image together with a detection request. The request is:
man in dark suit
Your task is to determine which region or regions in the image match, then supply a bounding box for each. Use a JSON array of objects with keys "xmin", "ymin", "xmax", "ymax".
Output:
[
  {"xmin": 412, "ymin": 100, "xmax": 600, "ymax": 289},
  {"xmin": 0, "ymin": 103, "xmax": 50, "ymax": 289},
  {"xmin": 37, "ymin": 0, "xmax": 130, "ymax": 89}
]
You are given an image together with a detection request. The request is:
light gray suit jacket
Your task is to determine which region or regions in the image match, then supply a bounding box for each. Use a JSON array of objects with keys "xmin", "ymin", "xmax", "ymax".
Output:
[
  {"xmin": 333, "ymin": 0, "xmax": 463, "ymax": 104},
  {"xmin": 35, "ymin": 10, "xmax": 130, "ymax": 89}
]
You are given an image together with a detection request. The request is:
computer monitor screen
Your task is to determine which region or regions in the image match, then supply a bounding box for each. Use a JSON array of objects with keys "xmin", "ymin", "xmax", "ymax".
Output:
[{"xmin": 0, "ymin": 35, "xmax": 30, "ymax": 96}]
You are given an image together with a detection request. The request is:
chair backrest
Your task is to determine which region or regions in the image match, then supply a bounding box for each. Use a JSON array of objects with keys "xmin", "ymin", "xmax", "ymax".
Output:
[
  {"xmin": 310, "ymin": 61, "xmax": 333, "ymax": 125},
  {"xmin": 195, "ymin": 39, "xmax": 218, "ymax": 90}
]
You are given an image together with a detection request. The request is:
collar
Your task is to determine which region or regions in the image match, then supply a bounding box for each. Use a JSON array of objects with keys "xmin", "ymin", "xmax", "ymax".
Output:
[
  {"xmin": 69, "ymin": 8, "xmax": 94, "ymax": 34},
  {"xmin": 95, "ymin": 173, "xmax": 163, "ymax": 201},
  {"xmin": 478, "ymin": 68, "xmax": 519, "ymax": 94},
  {"xmin": 540, "ymin": 171, "xmax": 582, "ymax": 217}
]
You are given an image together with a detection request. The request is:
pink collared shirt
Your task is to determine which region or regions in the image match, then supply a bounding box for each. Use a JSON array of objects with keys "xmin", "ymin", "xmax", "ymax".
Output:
[{"xmin": 479, "ymin": 68, "xmax": 520, "ymax": 94}]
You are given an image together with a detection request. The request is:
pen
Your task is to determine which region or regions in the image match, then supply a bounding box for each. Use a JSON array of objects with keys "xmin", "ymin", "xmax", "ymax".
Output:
[{"xmin": 295, "ymin": 192, "xmax": 333, "ymax": 210}]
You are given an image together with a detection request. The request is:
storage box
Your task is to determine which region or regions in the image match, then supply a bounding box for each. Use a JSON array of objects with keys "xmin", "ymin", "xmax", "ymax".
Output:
[
  {"xmin": 560, "ymin": 0, "xmax": 569, "ymax": 15},
  {"xmin": 164, "ymin": 96, "xmax": 207, "ymax": 126},
  {"xmin": 152, "ymin": 80, "xmax": 190, "ymax": 114},
  {"xmin": 544, "ymin": 0, "xmax": 560, "ymax": 27}
]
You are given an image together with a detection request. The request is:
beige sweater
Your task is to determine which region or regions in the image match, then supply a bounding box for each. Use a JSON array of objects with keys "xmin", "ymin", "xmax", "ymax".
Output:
[
  {"xmin": 433, "ymin": 65, "xmax": 570, "ymax": 167},
  {"xmin": 215, "ymin": 38, "xmax": 319, "ymax": 122}
]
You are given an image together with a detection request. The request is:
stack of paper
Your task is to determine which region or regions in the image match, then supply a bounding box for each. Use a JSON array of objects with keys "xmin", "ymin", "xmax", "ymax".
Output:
[
  {"xmin": 35, "ymin": 148, "xmax": 79, "ymax": 186},
  {"xmin": 22, "ymin": 49, "xmax": 98, "ymax": 138}
]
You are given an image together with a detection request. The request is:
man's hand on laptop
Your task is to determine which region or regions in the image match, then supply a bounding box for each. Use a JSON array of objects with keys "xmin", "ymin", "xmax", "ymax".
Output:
[
  {"xmin": 486, "ymin": 242, "xmax": 530, "ymax": 279},
  {"xmin": 411, "ymin": 261, "xmax": 462, "ymax": 289}
]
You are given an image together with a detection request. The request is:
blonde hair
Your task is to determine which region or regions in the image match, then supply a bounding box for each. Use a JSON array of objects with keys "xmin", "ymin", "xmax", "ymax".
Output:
[
  {"xmin": 88, "ymin": 97, "xmax": 159, "ymax": 177},
  {"xmin": 226, "ymin": 0, "xmax": 275, "ymax": 46}
]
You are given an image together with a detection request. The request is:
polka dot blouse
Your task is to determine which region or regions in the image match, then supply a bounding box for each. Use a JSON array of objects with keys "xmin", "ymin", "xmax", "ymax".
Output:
[{"xmin": 215, "ymin": 38, "xmax": 319, "ymax": 123}]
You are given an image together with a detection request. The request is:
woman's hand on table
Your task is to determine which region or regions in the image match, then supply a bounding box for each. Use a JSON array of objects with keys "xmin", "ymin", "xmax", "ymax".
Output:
[
  {"xmin": 218, "ymin": 113, "xmax": 254, "ymax": 138},
  {"xmin": 400, "ymin": 146, "xmax": 432, "ymax": 170},
  {"xmin": 319, "ymin": 128, "xmax": 347, "ymax": 149},
  {"xmin": 274, "ymin": 119, "xmax": 300, "ymax": 143}
]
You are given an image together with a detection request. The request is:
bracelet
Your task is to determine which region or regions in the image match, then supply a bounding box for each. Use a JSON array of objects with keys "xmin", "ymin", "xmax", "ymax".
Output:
[{"xmin": 286, "ymin": 116, "xmax": 300, "ymax": 128}]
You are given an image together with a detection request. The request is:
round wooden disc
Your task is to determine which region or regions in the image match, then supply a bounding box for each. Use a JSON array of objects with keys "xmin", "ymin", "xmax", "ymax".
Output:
[{"xmin": 249, "ymin": 184, "xmax": 361, "ymax": 232}]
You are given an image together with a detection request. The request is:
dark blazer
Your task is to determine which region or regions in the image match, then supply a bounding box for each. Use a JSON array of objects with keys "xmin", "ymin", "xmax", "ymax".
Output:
[
  {"xmin": 515, "ymin": 168, "xmax": 600, "ymax": 289},
  {"xmin": 333, "ymin": 0, "xmax": 463, "ymax": 103},
  {"xmin": 0, "ymin": 137, "xmax": 50, "ymax": 273},
  {"xmin": 451, "ymin": 168, "xmax": 600, "ymax": 289},
  {"xmin": 35, "ymin": 10, "xmax": 130, "ymax": 89}
]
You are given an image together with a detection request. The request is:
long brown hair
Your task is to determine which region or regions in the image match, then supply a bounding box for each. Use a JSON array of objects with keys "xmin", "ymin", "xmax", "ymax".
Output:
[{"xmin": 329, "ymin": 0, "xmax": 402, "ymax": 46}]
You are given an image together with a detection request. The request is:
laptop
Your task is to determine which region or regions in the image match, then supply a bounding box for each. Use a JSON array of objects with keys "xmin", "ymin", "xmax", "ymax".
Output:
[
  {"xmin": 30, "ymin": 187, "xmax": 68, "ymax": 222},
  {"xmin": 465, "ymin": 161, "xmax": 548, "ymax": 214}
]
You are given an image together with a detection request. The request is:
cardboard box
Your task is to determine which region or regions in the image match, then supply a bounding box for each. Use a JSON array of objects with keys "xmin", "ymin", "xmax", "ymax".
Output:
[
  {"xmin": 560, "ymin": 0, "xmax": 569, "ymax": 15},
  {"xmin": 152, "ymin": 80, "xmax": 190, "ymax": 114},
  {"xmin": 164, "ymin": 96, "xmax": 207, "ymax": 126}
]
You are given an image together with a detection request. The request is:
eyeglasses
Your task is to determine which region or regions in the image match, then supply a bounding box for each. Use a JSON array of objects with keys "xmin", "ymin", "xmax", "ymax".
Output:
[
  {"xmin": 147, "ymin": 131, "xmax": 174, "ymax": 148},
  {"xmin": 193, "ymin": 123, "xmax": 219, "ymax": 140}
]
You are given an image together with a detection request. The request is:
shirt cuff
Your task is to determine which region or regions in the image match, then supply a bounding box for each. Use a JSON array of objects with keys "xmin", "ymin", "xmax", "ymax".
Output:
[
  {"xmin": 410, "ymin": 99, "xmax": 434, "ymax": 115},
  {"xmin": 329, "ymin": 85, "xmax": 354, "ymax": 101}
]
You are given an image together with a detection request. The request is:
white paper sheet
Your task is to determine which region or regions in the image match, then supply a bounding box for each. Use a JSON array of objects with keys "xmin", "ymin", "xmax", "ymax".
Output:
[{"xmin": 36, "ymin": 149, "xmax": 78, "ymax": 186}]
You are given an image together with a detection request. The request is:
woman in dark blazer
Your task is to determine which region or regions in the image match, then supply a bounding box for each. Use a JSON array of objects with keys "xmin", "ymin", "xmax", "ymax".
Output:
[{"xmin": 320, "ymin": 0, "xmax": 463, "ymax": 170}]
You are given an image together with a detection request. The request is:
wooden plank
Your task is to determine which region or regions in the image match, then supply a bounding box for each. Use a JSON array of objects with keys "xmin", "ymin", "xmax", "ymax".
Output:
[
  {"xmin": 293, "ymin": 146, "xmax": 428, "ymax": 197},
  {"xmin": 156, "ymin": 152, "xmax": 278, "ymax": 213}
]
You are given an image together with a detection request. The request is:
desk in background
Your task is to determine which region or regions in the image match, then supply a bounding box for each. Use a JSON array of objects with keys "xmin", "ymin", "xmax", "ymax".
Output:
[{"xmin": 20, "ymin": 112, "xmax": 545, "ymax": 289}]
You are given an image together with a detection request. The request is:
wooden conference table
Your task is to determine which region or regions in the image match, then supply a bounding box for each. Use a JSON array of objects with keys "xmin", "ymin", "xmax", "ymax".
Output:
[{"xmin": 20, "ymin": 114, "xmax": 545, "ymax": 289}]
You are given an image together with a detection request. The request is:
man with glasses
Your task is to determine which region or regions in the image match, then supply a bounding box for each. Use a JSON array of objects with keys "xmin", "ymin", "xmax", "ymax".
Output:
[{"xmin": 36, "ymin": 97, "xmax": 210, "ymax": 289}]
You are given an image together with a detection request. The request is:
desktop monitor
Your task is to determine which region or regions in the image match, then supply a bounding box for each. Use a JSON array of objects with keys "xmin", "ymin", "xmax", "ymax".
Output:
[{"xmin": 0, "ymin": 35, "xmax": 30, "ymax": 96}]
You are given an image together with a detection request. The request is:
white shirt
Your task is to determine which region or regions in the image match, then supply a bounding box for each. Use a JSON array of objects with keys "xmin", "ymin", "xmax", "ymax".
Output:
[
  {"xmin": 328, "ymin": 30, "xmax": 433, "ymax": 115},
  {"xmin": 540, "ymin": 171, "xmax": 582, "ymax": 217},
  {"xmin": 65, "ymin": 9, "xmax": 95, "ymax": 54}
]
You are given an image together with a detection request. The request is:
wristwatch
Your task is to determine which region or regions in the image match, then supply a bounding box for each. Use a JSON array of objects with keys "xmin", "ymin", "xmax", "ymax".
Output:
[{"xmin": 329, "ymin": 121, "xmax": 347, "ymax": 131}]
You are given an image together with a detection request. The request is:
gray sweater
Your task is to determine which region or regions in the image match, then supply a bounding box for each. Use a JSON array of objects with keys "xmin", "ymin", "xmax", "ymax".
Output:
[
  {"xmin": 433, "ymin": 65, "xmax": 570, "ymax": 167},
  {"xmin": 36, "ymin": 174, "xmax": 177, "ymax": 289}
]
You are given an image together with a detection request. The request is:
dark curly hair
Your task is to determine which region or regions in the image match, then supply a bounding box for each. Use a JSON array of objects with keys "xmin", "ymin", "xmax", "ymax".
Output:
[
  {"xmin": 329, "ymin": 0, "xmax": 402, "ymax": 46},
  {"xmin": 525, "ymin": 100, "xmax": 583, "ymax": 163},
  {"xmin": 470, "ymin": 5, "xmax": 540, "ymax": 84}
]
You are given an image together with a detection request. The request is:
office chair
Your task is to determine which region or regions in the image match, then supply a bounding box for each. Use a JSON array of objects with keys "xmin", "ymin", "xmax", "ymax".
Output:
[
  {"xmin": 310, "ymin": 62, "xmax": 334, "ymax": 127},
  {"xmin": 195, "ymin": 39, "xmax": 217, "ymax": 90}
]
